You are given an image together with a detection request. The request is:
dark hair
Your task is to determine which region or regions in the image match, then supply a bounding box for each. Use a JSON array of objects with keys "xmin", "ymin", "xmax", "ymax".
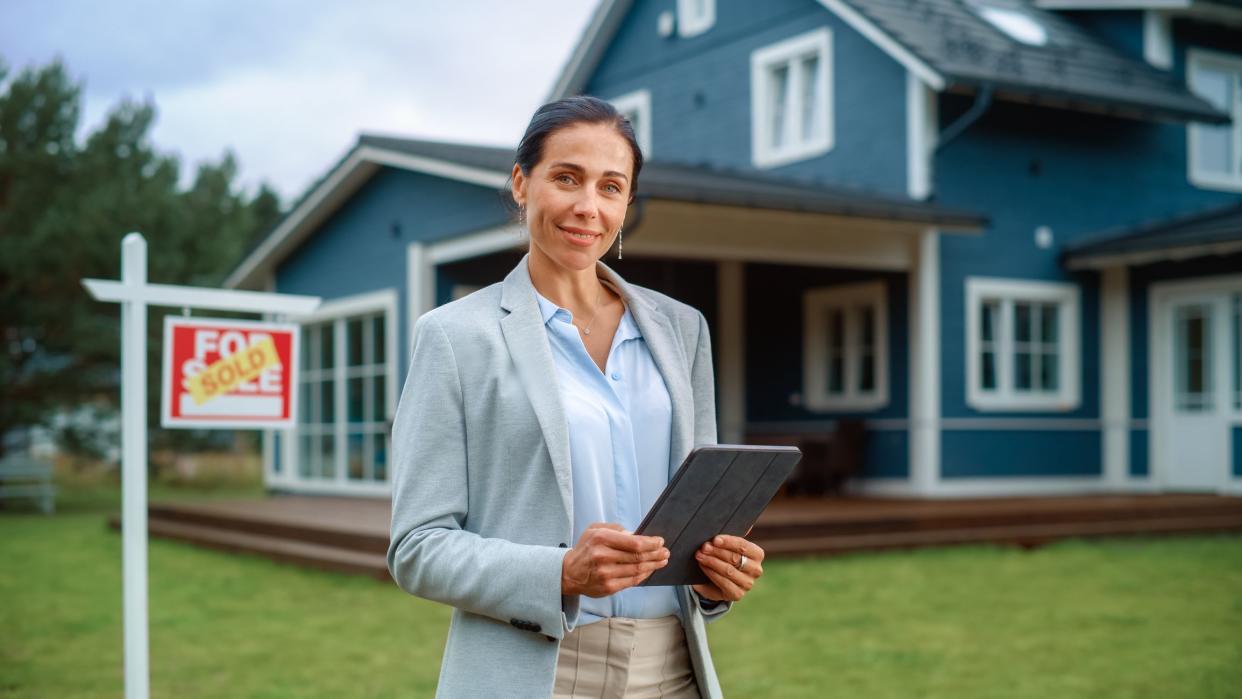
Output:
[{"xmin": 512, "ymin": 95, "xmax": 644, "ymax": 204}]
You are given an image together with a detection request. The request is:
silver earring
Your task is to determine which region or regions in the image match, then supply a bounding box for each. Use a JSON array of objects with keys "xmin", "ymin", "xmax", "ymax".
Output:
[
  {"xmin": 517, "ymin": 206, "xmax": 525, "ymax": 225},
  {"xmin": 617, "ymin": 226, "xmax": 623, "ymax": 260}
]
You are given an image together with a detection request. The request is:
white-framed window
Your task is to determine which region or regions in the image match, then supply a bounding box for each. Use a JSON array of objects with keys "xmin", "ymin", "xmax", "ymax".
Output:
[
  {"xmin": 610, "ymin": 89, "xmax": 652, "ymax": 159},
  {"xmin": 966, "ymin": 278, "xmax": 1081, "ymax": 411},
  {"xmin": 293, "ymin": 290, "xmax": 397, "ymax": 486},
  {"xmin": 1187, "ymin": 48, "xmax": 1242, "ymax": 192},
  {"xmin": 803, "ymin": 281, "xmax": 888, "ymax": 411},
  {"xmin": 751, "ymin": 27, "xmax": 834, "ymax": 169},
  {"xmin": 677, "ymin": 0, "xmax": 715, "ymax": 38}
]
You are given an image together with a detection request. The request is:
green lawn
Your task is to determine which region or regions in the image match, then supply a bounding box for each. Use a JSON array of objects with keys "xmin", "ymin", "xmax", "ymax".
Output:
[{"xmin": 3, "ymin": 487, "xmax": 1240, "ymax": 698}]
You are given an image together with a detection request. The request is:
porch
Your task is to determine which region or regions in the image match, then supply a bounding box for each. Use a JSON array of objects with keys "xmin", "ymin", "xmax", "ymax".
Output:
[{"xmin": 113, "ymin": 493, "xmax": 1242, "ymax": 580}]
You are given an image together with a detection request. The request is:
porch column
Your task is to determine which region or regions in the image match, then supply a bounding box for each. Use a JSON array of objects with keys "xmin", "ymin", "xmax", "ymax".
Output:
[
  {"xmin": 717, "ymin": 261, "xmax": 746, "ymax": 445},
  {"xmin": 909, "ymin": 229, "xmax": 940, "ymax": 493},
  {"xmin": 1101, "ymin": 266, "xmax": 1130, "ymax": 487}
]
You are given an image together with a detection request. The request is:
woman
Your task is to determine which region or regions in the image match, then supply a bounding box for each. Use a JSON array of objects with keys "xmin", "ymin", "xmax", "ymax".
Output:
[{"xmin": 387, "ymin": 96, "xmax": 766, "ymax": 699}]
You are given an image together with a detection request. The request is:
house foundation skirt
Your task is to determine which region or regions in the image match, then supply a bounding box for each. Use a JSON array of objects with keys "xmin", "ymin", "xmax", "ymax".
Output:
[{"xmin": 553, "ymin": 615, "xmax": 702, "ymax": 699}]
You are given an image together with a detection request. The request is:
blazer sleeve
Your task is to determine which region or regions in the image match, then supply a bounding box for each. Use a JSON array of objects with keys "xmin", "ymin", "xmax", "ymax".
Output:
[
  {"xmin": 387, "ymin": 313, "xmax": 571, "ymax": 638},
  {"xmin": 685, "ymin": 309, "xmax": 734, "ymax": 622}
]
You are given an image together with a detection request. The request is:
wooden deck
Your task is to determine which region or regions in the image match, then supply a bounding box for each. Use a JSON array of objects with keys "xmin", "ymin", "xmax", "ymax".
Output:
[{"xmin": 108, "ymin": 493, "xmax": 1242, "ymax": 579}]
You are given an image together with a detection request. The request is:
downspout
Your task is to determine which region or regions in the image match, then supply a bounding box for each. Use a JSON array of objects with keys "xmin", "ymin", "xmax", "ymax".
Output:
[{"xmin": 936, "ymin": 84, "xmax": 994, "ymax": 151}]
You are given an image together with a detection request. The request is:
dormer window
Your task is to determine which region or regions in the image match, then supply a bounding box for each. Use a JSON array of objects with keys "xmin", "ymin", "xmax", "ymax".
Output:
[
  {"xmin": 969, "ymin": 3, "xmax": 1048, "ymax": 47},
  {"xmin": 750, "ymin": 28, "xmax": 834, "ymax": 169},
  {"xmin": 677, "ymin": 0, "xmax": 715, "ymax": 38},
  {"xmin": 1188, "ymin": 49, "xmax": 1242, "ymax": 192},
  {"xmin": 609, "ymin": 89, "xmax": 652, "ymax": 158}
]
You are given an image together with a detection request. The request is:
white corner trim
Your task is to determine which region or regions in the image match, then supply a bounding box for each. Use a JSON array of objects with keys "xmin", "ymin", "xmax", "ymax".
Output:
[
  {"xmin": 965, "ymin": 277, "xmax": 1082, "ymax": 412},
  {"xmin": 815, "ymin": 0, "xmax": 946, "ymax": 91},
  {"xmin": 406, "ymin": 243, "xmax": 434, "ymax": 363},
  {"xmin": 751, "ymin": 27, "xmax": 835, "ymax": 169},
  {"xmin": 906, "ymin": 71, "xmax": 938, "ymax": 200},
  {"xmin": 609, "ymin": 88, "xmax": 653, "ymax": 157},
  {"xmin": 428, "ymin": 223, "xmax": 526, "ymax": 264},
  {"xmin": 677, "ymin": 0, "xmax": 715, "ymax": 38},
  {"xmin": 1143, "ymin": 10, "xmax": 1173, "ymax": 69},
  {"xmin": 802, "ymin": 280, "xmax": 890, "ymax": 411},
  {"xmin": 1100, "ymin": 267, "xmax": 1131, "ymax": 486}
]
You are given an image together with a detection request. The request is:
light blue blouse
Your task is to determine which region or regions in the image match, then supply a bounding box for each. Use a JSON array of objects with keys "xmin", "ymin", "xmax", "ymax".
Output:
[{"xmin": 533, "ymin": 279, "xmax": 681, "ymax": 628}]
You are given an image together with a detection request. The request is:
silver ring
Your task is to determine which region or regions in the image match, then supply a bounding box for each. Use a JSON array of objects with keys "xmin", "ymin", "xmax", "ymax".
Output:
[{"xmin": 737, "ymin": 554, "xmax": 748, "ymax": 571}]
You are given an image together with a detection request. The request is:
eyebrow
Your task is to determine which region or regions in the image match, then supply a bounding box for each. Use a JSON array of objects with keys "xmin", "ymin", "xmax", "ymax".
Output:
[{"xmin": 547, "ymin": 161, "xmax": 630, "ymax": 181}]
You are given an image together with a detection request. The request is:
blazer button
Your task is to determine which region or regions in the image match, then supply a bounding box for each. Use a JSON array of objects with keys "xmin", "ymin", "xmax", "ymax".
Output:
[{"xmin": 558, "ymin": 543, "xmax": 568, "ymax": 548}]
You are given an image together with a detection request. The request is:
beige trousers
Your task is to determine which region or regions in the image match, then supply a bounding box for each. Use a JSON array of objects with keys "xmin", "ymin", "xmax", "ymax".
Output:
[{"xmin": 553, "ymin": 615, "xmax": 702, "ymax": 699}]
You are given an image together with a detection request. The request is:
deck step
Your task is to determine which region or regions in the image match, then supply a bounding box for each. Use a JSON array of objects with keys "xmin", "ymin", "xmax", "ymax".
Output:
[
  {"xmin": 108, "ymin": 515, "xmax": 390, "ymax": 580},
  {"xmin": 756, "ymin": 513, "xmax": 1242, "ymax": 556},
  {"xmin": 146, "ymin": 501, "xmax": 389, "ymax": 554}
]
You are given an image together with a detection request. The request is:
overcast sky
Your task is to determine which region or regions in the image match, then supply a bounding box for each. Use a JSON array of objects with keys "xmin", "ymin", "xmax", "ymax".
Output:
[{"xmin": 0, "ymin": 1, "xmax": 599, "ymax": 201}]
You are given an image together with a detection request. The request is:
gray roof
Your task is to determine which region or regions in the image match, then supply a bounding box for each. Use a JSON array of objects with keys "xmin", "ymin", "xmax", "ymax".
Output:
[
  {"xmin": 833, "ymin": 0, "xmax": 1228, "ymax": 124},
  {"xmin": 358, "ymin": 134, "xmax": 988, "ymax": 229},
  {"xmin": 1062, "ymin": 201, "xmax": 1242, "ymax": 268}
]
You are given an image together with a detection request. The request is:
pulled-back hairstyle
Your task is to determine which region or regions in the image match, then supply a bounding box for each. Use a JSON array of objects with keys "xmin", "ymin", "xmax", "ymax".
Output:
[{"xmin": 512, "ymin": 95, "xmax": 644, "ymax": 203}]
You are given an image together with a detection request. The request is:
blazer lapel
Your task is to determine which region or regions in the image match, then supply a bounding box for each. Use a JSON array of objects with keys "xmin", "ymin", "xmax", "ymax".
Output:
[
  {"xmin": 499, "ymin": 256, "xmax": 574, "ymax": 524},
  {"xmin": 597, "ymin": 261, "xmax": 695, "ymax": 481}
]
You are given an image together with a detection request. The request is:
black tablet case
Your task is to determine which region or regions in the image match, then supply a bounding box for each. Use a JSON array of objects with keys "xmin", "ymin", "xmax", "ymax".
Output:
[{"xmin": 635, "ymin": 444, "xmax": 802, "ymax": 587}]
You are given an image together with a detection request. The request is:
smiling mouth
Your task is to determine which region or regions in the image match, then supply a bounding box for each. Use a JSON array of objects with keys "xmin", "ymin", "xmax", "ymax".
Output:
[{"xmin": 559, "ymin": 226, "xmax": 601, "ymax": 240}]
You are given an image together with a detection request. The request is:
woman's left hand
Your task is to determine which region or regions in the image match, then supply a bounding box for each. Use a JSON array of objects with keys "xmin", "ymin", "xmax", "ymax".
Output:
[{"xmin": 691, "ymin": 534, "xmax": 765, "ymax": 602}]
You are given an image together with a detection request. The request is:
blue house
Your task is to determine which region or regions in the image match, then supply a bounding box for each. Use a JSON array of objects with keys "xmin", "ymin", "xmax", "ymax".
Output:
[{"xmin": 225, "ymin": 0, "xmax": 1242, "ymax": 499}]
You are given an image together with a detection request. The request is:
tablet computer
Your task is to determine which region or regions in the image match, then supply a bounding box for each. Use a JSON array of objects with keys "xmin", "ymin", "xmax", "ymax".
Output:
[{"xmin": 635, "ymin": 444, "xmax": 801, "ymax": 587}]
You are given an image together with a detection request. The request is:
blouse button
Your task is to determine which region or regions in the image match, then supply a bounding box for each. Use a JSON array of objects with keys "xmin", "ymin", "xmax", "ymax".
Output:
[{"xmin": 610, "ymin": 372, "xmax": 621, "ymax": 381}]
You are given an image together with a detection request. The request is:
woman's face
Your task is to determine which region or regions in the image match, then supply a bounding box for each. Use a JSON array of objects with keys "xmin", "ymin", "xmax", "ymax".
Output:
[{"xmin": 511, "ymin": 121, "xmax": 633, "ymax": 273}]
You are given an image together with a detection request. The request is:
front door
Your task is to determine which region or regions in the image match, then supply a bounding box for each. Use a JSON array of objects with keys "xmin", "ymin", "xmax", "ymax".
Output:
[{"xmin": 1152, "ymin": 280, "xmax": 1241, "ymax": 492}]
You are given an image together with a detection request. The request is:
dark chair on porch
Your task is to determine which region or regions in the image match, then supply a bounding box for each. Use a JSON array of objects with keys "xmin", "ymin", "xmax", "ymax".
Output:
[{"xmin": 748, "ymin": 420, "xmax": 867, "ymax": 497}]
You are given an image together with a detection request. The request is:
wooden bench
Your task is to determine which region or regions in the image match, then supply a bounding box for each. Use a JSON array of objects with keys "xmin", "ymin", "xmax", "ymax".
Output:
[
  {"xmin": 0, "ymin": 455, "xmax": 57, "ymax": 514},
  {"xmin": 747, "ymin": 420, "xmax": 867, "ymax": 497}
]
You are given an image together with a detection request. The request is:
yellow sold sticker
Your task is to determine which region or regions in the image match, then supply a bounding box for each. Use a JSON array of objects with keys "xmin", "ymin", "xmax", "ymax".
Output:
[{"xmin": 187, "ymin": 338, "xmax": 281, "ymax": 406}]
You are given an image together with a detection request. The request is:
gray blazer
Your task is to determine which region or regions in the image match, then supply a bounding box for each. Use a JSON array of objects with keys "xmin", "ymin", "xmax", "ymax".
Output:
[{"xmin": 388, "ymin": 254, "xmax": 731, "ymax": 698}]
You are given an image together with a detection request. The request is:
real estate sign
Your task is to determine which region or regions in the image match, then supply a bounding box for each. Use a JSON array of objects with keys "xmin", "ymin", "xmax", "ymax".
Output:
[{"xmin": 161, "ymin": 317, "xmax": 299, "ymax": 429}]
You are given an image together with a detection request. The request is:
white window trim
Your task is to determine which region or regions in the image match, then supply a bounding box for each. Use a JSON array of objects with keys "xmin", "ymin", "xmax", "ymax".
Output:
[
  {"xmin": 751, "ymin": 27, "xmax": 835, "ymax": 169},
  {"xmin": 677, "ymin": 0, "xmax": 715, "ymax": 38},
  {"xmin": 803, "ymin": 281, "xmax": 889, "ymax": 411},
  {"xmin": 609, "ymin": 89, "xmax": 652, "ymax": 158},
  {"xmin": 284, "ymin": 288, "xmax": 399, "ymax": 490},
  {"xmin": 966, "ymin": 277, "xmax": 1081, "ymax": 412},
  {"xmin": 1187, "ymin": 48, "xmax": 1242, "ymax": 193}
]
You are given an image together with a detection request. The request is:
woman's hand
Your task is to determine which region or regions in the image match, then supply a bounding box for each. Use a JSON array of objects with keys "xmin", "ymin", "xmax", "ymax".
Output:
[
  {"xmin": 691, "ymin": 534, "xmax": 765, "ymax": 602},
  {"xmin": 561, "ymin": 523, "xmax": 670, "ymax": 598}
]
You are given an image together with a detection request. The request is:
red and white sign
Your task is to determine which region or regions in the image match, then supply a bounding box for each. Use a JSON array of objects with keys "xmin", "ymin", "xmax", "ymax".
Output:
[{"xmin": 161, "ymin": 317, "xmax": 299, "ymax": 429}]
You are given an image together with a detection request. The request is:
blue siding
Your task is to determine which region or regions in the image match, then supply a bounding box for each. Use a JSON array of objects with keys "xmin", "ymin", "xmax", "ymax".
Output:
[
  {"xmin": 1130, "ymin": 428, "xmax": 1149, "ymax": 477},
  {"xmin": 1064, "ymin": 10, "xmax": 1145, "ymax": 63},
  {"xmin": 942, "ymin": 430, "xmax": 1102, "ymax": 478},
  {"xmin": 585, "ymin": 0, "xmax": 908, "ymax": 196},
  {"xmin": 276, "ymin": 167, "xmax": 509, "ymax": 380},
  {"xmin": 865, "ymin": 430, "xmax": 908, "ymax": 479}
]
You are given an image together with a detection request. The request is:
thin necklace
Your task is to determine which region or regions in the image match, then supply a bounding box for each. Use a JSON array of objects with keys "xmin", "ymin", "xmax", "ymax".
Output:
[{"xmin": 579, "ymin": 282, "xmax": 604, "ymax": 336}]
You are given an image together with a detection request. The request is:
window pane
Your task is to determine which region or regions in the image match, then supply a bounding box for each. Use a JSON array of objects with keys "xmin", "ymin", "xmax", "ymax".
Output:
[
  {"xmin": 348, "ymin": 377, "xmax": 364, "ymax": 424},
  {"xmin": 347, "ymin": 318, "xmax": 365, "ymax": 367},
  {"xmin": 980, "ymin": 301, "xmax": 996, "ymax": 342},
  {"xmin": 769, "ymin": 64, "xmax": 789, "ymax": 149},
  {"xmin": 1041, "ymin": 352, "xmax": 1059, "ymax": 391},
  {"xmin": 320, "ymin": 380, "xmax": 335, "ymax": 423},
  {"xmin": 1234, "ymin": 294, "xmax": 1241, "ymax": 410},
  {"xmin": 301, "ymin": 325, "xmax": 315, "ymax": 370},
  {"xmin": 373, "ymin": 433, "xmax": 388, "ymax": 482},
  {"xmin": 299, "ymin": 435, "xmax": 313, "ymax": 477},
  {"xmin": 272, "ymin": 432, "xmax": 282, "ymax": 475},
  {"xmin": 372, "ymin": 315, "xmax": 386, "ymax": 365},
  {"xmin": 347, "ymin": 433, "xmax": 365, "ymax": 480},
  {"xmin": 300, "ymin": 380, "xmax": 314, "ymax": 424},
  {"xmin": 1015, "ymin": 351, "xmax": 1033, "ymax": 390},
  {"xmin": 861, "ymin": 306, "xmax": 875, "ymax": 346},
  {"xmin": 373, "ymin": 376, "xmax": 387, "ymax": 422},
  {"xmin": 1190, "ymin": 65, "xmax": 1234, "ymax": 175},
  {"xmin": 981, "ymin": 351, "xmax": 997, "ymax": 390},
  {"xmin": 859, "ymin": 351, "xmax": 875, "ymax": 392},
  {"xmin": 827, "ymin": 308, "xmax": 844, "ymax": 394},
  {"xmin": 1175, "ymin": 304, "xmax": 1213, "ymax": 412},
  {"xmin": 800, "ymin": 54, "xmax": 820, "ymax": 143},
  {"xmin": 320, "ymin": 323, "xmax": 334, "ymax": 369},
  {"xmin": 320, "ymin": 435, "xmax": 336, "ymax": 478},
  {"xmin": 1015, "ymin": 303, "xmax": 1032, "ymax": 343},
  {"xmin": 1041, "ymin": 303, "xmax": 1059, "ymax": 343}
]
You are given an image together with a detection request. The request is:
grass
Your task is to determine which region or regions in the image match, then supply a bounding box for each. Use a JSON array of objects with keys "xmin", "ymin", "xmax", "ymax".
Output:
[{"xmin": 2, "ymin": 486, "xmax": 1240, "ymax": 698}]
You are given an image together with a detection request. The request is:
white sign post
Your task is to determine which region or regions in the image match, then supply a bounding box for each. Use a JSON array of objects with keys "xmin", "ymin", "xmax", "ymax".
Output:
[{"xmin": 82, "ymin": 233, "xmax": 321, "ymax": 699}]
